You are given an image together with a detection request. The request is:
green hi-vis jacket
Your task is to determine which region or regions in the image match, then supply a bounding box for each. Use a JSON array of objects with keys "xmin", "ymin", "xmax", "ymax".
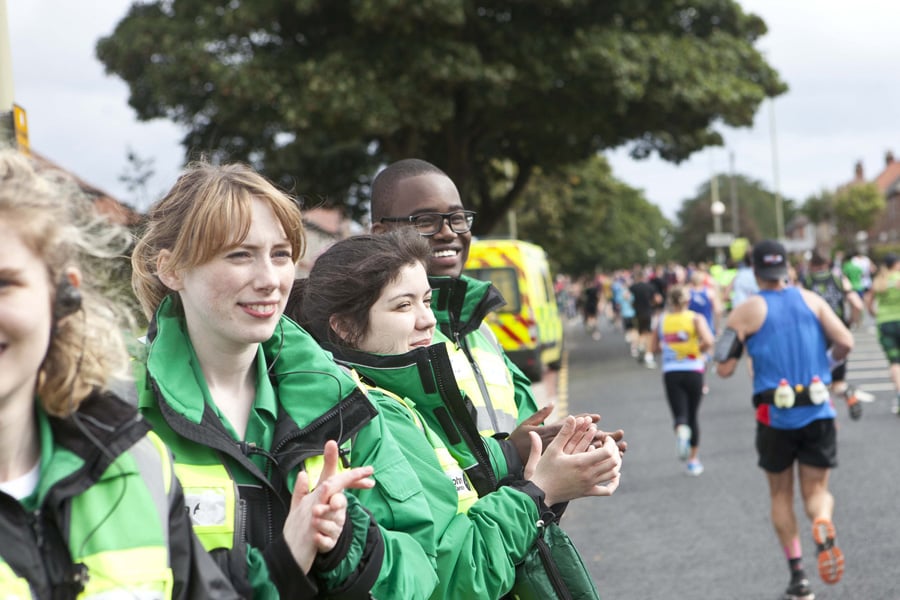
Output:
[
  {"xmin": 349, "ymin": 372, "xmax": 547, "ymax": 599},
  {"xmin": 428, "ymin": 275, "xmax": 538, "ymax": 435},
  {"xmin": 327, "ymin": 340, "xmax": 513, "ymax": 498},
  {"xmin": 135, "ymin": 297, "xmax": 439, "ymax": 599},
  {"xmin": 0, "ymin": 391, "xmax": 238, "ymax": 599}
]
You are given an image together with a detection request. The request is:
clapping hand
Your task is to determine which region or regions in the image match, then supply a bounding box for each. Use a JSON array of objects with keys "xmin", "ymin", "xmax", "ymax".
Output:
[{"xmin": 283, "ymin": 440, "xmax": 375, "ymax": 572}]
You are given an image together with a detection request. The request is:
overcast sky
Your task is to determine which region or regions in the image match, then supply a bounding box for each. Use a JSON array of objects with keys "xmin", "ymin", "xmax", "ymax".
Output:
[{"xmin": 7, "ymin": 1, "xmax": 899, "ymax": 218}]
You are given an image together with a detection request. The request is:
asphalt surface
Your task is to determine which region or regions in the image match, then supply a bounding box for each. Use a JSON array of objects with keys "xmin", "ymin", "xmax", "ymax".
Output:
[{"xmin": 546, "ymin": 316, "xmax": 900, "ymax": 600}]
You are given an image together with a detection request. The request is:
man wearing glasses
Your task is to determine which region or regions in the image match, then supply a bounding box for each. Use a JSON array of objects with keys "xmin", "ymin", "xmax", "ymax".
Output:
[
  {"xmin": 370, "ymin": 159, "xmax": 627, "ymax": 472},
  {"xmin": 370, "ymin": 159, "xmax": 547, "ymax": 473}
]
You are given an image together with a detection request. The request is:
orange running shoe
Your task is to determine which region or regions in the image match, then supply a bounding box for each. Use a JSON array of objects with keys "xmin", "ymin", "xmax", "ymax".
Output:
[
  {"xmin": 812, "ymin": 517, "xmax": 844, "ymax": 584},
  {"xmin": 844, "ymin": 388, "xmax": 862, "ymax": 420}
]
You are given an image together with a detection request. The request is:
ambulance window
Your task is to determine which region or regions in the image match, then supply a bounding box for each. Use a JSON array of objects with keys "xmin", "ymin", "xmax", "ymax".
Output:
[
  {"xmin": 542, "ymin": 272, "xmax": 554, "ymax": 304},
  {"xmin": 463, "ymin": 267, "xmax": 521, "ymax": 313}
]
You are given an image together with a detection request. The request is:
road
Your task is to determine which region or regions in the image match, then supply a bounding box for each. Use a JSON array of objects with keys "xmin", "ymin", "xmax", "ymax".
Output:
[{"xmin": 543, "ymin": 316, "xmax": 900, "ymax": 599}]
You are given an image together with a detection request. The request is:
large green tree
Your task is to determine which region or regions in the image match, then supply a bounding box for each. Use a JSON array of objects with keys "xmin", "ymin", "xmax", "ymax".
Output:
[
  {"xmin": 834, "ymin": 183, "xmax": 885, "ymax": 242},
  {"xmin": 511, "ymin": 155, "xmax": 670, "ymax": 275},
  {"xmin": 802, "ymin": 184, "xmax": 885, "ymax": 252},
  {"xmin": 672, "ymin": 173, "xmax": 797, "ymax": 263},
  {"xmin": 97, "ymin": 0, "xmax": 786, "ymax": 230}
]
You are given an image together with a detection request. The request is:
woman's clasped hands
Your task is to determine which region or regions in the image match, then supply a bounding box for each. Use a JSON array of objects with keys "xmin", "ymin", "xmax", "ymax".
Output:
[{"xmin": 524, "ymin": 416, "xmax": 622, "ymax": 506}]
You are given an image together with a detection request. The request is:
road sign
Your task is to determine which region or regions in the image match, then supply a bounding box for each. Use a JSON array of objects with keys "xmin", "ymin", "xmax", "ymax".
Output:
[
  {"xmin": 781, "ymin": 238, "xmax": 815, "ymax": 252},
  {"xmin": 13, "ymin": 104, "xmax": 29, "ymax": 155},
  {"xmin": 705, "ymin": 232, "xmax": 735, "ymax": 247}
]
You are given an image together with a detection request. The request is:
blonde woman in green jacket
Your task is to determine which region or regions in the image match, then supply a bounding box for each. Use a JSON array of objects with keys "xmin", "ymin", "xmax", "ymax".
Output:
[
  {"xmin": 131, "ymin": 161, "xmax": 440, "ymax": 598},
  {"xmin": 293, "ymin": 230, "xmax": 622, "ymax": 599},
  {"xmin": 0, "ymin": 150, "xmax": 237, "ymax": 598}
]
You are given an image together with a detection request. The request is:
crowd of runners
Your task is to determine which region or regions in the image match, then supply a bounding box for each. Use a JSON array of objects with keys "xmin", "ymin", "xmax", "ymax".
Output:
[{"xmin": 558, "ymin": 241, "xmax": 900, "ymax": 600}]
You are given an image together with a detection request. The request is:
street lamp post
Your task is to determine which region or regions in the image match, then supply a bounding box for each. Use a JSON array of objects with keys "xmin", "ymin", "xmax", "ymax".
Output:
[
  {"xmin": 729, "ymin": 150, "xmax": 739, "ymax": 236},
  {"xmin": 769, "ymin": 99, "xmax": 785, "ymax": 241},
  {"xmin": 711, "ymin": 175, "xmax": 726, "ymax": 266},
  {"xmin": 0, "ymin": 0, "xmax": 16, "ymax": 146}
]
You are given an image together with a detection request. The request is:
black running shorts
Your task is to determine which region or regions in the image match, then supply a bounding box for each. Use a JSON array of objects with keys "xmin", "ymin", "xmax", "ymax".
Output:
[
  {"xmin": 635, "ymin": 313, "xmax": 652, "ymax": 334},
  {"xmin": 755, "ymin": 419, "xmax": 837, "ymax": 473}
]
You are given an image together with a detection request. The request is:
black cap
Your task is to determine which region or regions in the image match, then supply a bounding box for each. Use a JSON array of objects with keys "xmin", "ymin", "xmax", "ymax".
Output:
[
  {"xmin": 885, "ymin": 253, "xmax": 899, "ymax": 268},
  {"xmin": 752, "ymin": 240, "xmax": 788, "ymax": 281}
]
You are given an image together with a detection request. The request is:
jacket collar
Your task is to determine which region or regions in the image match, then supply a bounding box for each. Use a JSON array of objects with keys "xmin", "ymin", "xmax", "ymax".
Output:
[
  {"xmin": 39, "ymin": 390, "xmax": 149, "ymax": 503},
  {"xmin": 428, "ymin": 275, "xmax": 505, "ymax": 339},
  {"xmin": 143, "ymin": 296, "xmax": 377, "ymax": 476},
  {"xmin": 143, "ymin": 295, "xmax": 276, "ymax": 424}
]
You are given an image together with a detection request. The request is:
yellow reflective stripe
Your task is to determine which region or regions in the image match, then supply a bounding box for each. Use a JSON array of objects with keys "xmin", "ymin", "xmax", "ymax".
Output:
[
  {"xmin": 0, "ymin": 561, "xmax": 31, "ymax": 598},
  {"xmin": 446, "ymin": 342, "xmax": 518, "ymax": 435},
  {"xmin": 173, "ymin": 463, "xmax": 235, "ymax": 551},
  {"xmin": 144, "ymin": 431, "xmax": 172, "ymax": 495},
  {"xmin": 80, "ymin": 546, "xmax": 173, "ymax": 599},
  {"xmin": 434, "ymin": 446, "xmax": 478, "ymax": 514},
  {"xmin": 377, "ymin": 385, "xmax": 478, "ymax": 514},
  {"xmin": 303, "ymin": 448, "xmax": 350, "ymax": 491},
  {"xmin": 304, "ymin": 454, "xmax": 325, "ymax": 491},
  {"xmin": 346, "ymin": 366, "xmax": 373, "ymax": 398}
]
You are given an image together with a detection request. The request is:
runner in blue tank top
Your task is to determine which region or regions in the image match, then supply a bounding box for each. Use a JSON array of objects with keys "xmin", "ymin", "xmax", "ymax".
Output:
[
  {"xmin": 715, "ymin": 240, "xmax": 854, "ymax": 600},
  {"xmin": 687, "ymin": 269, "xmax": 720, "ymax": 335}
]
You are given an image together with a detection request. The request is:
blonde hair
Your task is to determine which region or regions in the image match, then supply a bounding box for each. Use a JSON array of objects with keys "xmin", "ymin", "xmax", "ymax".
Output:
[
  {"xmin": 667, "ymin": 285, "xmax": 690, "ymax": 309},
  {"xmin": 0, "ymin": 150, "xmax": 134, "ymax": 416},
  {"xmin": 132, "ymin": 161, "xmax": 306, "ymax": 319}
]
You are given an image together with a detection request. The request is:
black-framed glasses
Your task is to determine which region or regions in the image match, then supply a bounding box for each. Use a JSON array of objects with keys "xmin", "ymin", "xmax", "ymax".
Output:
[{"xmin": 379, "ymin": 210, "xmax": 476, "ymax": 236}]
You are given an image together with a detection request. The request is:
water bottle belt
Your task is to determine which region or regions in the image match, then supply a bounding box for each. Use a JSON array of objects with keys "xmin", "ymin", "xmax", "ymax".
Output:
[{"xmin": 753, "ymin": 388, "xmax": 813, "ymax": 408}]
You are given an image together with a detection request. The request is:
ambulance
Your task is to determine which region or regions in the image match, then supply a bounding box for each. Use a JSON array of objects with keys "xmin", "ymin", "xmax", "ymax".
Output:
[{"xmin": 463, "ymin": 239, "xmax": 564, "ymax": 381}]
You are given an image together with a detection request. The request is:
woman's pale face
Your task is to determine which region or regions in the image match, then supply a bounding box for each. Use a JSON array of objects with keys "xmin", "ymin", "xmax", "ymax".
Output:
[
  {"xmin": 0, "ymin": 224, "xmax": 52, "ymax": 408},
  {"xmin": 164, "ymin": 198, "xmax": 296, "ymax": 353},
  {"xmin": 357, "ymin": 262, "xmax": 436, "ymax": 355}
]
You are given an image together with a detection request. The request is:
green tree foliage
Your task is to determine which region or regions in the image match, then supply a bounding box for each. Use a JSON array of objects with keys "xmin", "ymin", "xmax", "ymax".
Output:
[
  {"xmin": 510, "ymin": 155, "xmax": 670, "ymax": 275},
  {"xmin": 802, "ymin": 190, "xmax": 835, "ymax": 224},
  {"xmin": 672, "ymin": 173, "xmax": 797, "ymax": 263},
  {"xmin": 97, "ymin": 0, "xmax": 785, "ymax": 231},
  {"xmin": 833, "ymin": 182, "xmax": 885, "ymax": 241}
]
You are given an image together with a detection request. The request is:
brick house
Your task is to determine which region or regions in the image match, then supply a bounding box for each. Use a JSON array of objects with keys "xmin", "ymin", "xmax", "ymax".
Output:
[
  {"xmin": 867, "ymin": 151, "xmax": 900, "ymax": 245},
  {"xmin": 295, "ymin": 206, "xmax": 363, "ymax": 277},
  {"xmin": 30, "ymin": 150, "xmax": 141, "ymax": 226}
]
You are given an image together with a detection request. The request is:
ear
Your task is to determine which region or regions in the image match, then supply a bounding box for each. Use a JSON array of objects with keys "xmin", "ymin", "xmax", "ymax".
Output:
[
  {"xmin": 371, "ymin": 221, "xmax": 387, "ymax": 234},
  {"xmin": 156, "ymin": 249, "xmax": 184, "ymax": 291},
  {"xmin": 52, "ymin": 267, "xmax": 84, "ymax": 323},
  {"xmin": 63, "ymin": 267, "xmax": 82, "ymax": 289},
  {"xmin": 328, "ymin": 314, "xmax": 352, "ymax": 343}
]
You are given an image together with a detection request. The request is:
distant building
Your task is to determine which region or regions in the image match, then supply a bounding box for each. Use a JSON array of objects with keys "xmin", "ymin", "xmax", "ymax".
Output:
[
  {"xmin": 27, "ymin": 149, "xmax": 366, "ymax": 272},
  {"xmin": 829, "ymin": 150, "xmax": 900, "ymax": 252},
  {"xmin": 296, "ymin": 206, "xmax": 364, "ymax": 277},
  {"xmin": 30, "ymin": 150, "xmax": 140, "ymax": 226},
  {"xmin": 784, "ymin": 213, "xmax": 816, "ymax": 254},
  {"xmin": 868, "ymin": 151, "xmax": 900, "ymax": 245}
]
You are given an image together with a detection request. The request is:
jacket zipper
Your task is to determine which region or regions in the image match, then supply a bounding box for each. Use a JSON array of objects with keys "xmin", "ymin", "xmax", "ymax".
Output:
[
  {"xmin": 29, "ymin": 509, "xmax": 44, "ymax": 548},
  {"xmin": 270, "ymin": 397, "xmax": 359, "ymax": 461},
  {"xmin": 149, "ymin": 379, "xmax": 280, "ymax": 498},
  {"xmin": 433, "ymin": 343, "xmax": 497, "ymax": 492},
  {"xmin": 236, "ymin": 498, "xmax": 248, "ymax": 544},
  {"xmin": 457, "ymin": 332, "xmax": 500, "ymax": 433},
  {"xmin": 536, "ymin": 531, "xmax": 572, "ymax": 600}
]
